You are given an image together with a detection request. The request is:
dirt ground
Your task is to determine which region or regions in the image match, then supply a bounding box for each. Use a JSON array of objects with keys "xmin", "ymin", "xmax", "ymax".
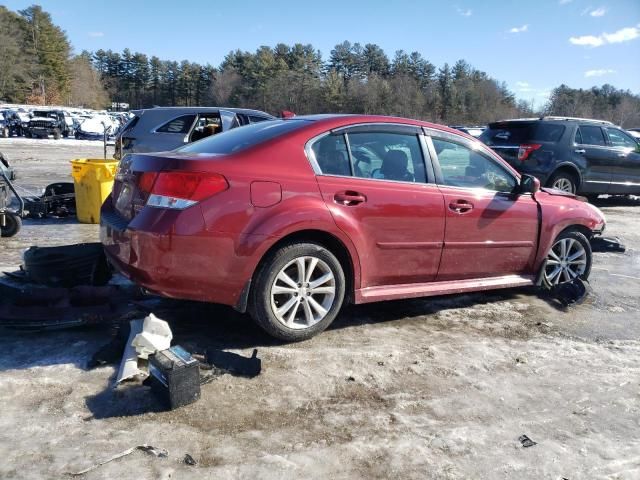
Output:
[{"xmin": 0, "ymin": 137, "xmax": 639, "ymax": 480}]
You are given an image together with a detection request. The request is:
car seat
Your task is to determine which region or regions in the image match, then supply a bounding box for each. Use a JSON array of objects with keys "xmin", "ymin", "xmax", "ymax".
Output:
[{"xmin": 380, "ymin": 150, "xmax": 413, "ymax": 182}]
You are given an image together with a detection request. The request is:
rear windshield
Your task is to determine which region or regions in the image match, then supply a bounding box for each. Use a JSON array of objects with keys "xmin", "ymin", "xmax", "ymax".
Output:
[
  {"xmin": 176, "ymin": 119, "xmax": 310, "ymax": 155},
  {"xmin": 480, "ymin": 122, "xmax": 565, "ymax": 146}
]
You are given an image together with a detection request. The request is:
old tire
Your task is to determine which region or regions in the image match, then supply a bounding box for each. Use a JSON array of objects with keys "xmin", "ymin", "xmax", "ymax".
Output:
[
  {"xmin": 1, "ymin": 212, "xmax": 22, "ymax": 238},
  {"xmin": 53, "ymin": 129, "xmax": 61, "ymax": 140},
  {"xmin": 548, "ymin": 171, "xmax": 578, "ymax": 194},
  {"xmin": 542, "ymin": 229, "xmax": 592, "ymax": 287},
  {"xmin": 249, "ymin": 242, "xmax": 346, "ymax": 342}
]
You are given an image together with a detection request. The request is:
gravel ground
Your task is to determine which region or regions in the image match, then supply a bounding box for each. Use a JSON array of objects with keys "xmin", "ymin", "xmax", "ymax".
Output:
[{"xmin": 0, "ymin": 137, "xmax": 638, "ymax": 480}]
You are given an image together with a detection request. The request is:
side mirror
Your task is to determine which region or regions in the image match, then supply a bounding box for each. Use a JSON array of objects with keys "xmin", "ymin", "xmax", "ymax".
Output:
[{"xmin": 518, "ymin": 174, "xmax": 540, "ymax": 194}]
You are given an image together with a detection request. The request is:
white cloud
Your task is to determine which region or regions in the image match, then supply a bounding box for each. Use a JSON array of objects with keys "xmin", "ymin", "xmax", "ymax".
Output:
[
  {"xmin": 509, "ymin": 24, "xmax": 528, "ymax": 33},
  {"xmin": 456, "ymin": 7, "xmax": 472, "ymax": 17},
  {"xmin": 516, "ymin": 81, "xmax": 530, "ymax": 88},
  {"xmin": 88, "ymin": 31, "xmax": 104, "ymax": 38},
  {"xmin": 559, "ymin": 0, "xmax": 573, "ymax": 4},
  {"xmin": 569, "ymin": 24, "xmax": 640, "ymax": 47},
  {"xmin": 590, "ymin": 7, "xmax": 607, "ymax": 17},
  {"xmin": 584, "ymin": 68, "xmax": 616, "ymax": 77}
]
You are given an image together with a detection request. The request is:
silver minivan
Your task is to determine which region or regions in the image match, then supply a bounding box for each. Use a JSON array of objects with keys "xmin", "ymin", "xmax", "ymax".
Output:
[{"xmin": 114, "ymin": 107, "xmax": 274, "ymax": 159}]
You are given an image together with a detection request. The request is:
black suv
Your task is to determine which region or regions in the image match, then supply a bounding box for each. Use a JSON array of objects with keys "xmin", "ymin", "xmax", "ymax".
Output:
[
  {"xmin": 26, "ymin": 110, "xmax": 73, "ymax": 139},
  {"xmin": 480, "ymin": 116, "xmax": 640, "ymax": 199}
]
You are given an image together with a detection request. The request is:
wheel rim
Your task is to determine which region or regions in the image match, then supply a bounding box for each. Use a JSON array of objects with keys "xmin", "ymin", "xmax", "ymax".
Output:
[
  {"xmin": 552, "ymin": 177, "xmax": 574, "ymax": 193},
  {"xmin": 544, "ymin": 238, "xmax": 587, "ymax": 285},
  {"xmin": 270, "ymin": 256, "xmax": 336, "ymax": 329}
]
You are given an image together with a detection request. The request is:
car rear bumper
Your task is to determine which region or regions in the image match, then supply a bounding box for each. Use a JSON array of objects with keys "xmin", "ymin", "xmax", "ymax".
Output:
[{"xmin": 100, "ymin": 202, "xmax": 262, "ymax": 308}]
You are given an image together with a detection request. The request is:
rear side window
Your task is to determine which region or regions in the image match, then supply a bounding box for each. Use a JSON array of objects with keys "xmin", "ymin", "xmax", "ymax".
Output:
[
  {"xmin": 249, "ymin": 115, "xmax": 269, "ymax": 123},
  {"xmin": 347, "ymin": 132, "xmax": 426, "ymax": 183},
  {"xmin": 312, "ymin": 134, "xmax": 350, "ymax": 176},
  {"xmin": 480, "ymin": 122, "xmax": 564, "ymax": 145},
  {"xmin": 577, "ymin": 126, "xmax": 606, "ymax": 146},
  {"xmin": 156, "ymin": 114, "xmax": 196, "ymax": 134},
  {"xmin": 177, "ymin": 119, "xmax": 309, "ymax": 154}
]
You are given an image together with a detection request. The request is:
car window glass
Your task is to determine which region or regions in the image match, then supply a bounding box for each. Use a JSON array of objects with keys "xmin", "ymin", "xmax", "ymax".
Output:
[
  {"xmin": 346, "ymin": 132, "xmax": 427, "ymax": 183},
  {"xmin": 577, "ymin": 126, "xmax": 606, "ymax": 146},
  {"xmin": 574, "ymin": 128, "xmax": 583, "ymax": 145},
  {"xmin": 190, "ymin": 114, "xmax": 221, "ymax": 142},
  {"xmin": 605, "ymin": 127, "xmax": 637, "ymax": 148},
  {"xmin": 156, "ymin": 114, "xmax": 196, "ymax": 134},
  {"xmin": 432, "ymin": 138, "xmax": 516, "ymax": 192},
  {"xmin": 249, "ymin": 115, "xmax": 269, "ymax": 123},
  {"xmin": 311, "ymin": 134, "xmax": 351, "ymax": 176}
]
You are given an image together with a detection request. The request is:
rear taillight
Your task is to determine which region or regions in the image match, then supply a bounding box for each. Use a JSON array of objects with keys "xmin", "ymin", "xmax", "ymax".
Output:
[
  {"xmin": 139, "ymin": 171, "xmax": 228, "ymax": 210},
  {"xmin": 517, "ymin": 144, "xmax": 541, "ymax": 161}
]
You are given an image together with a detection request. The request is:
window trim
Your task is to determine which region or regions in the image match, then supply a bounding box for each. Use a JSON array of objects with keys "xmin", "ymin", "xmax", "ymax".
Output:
[
  {"xmin": 428, "ymin": 134, "xmax": 519, "ymax": 194},
  {"xmin": 304, "ymin": 123, "xmax": 434, "ymax": 185}
]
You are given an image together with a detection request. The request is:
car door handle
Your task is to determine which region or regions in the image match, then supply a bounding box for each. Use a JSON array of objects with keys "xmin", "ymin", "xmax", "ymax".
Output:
[
  {"xmin": 448, "ymin": 200, "xmax": 474, "ymax": 214},
  {"xmin": 334, "ymin": 191, "xmax": 366, "ymax": 206},
  {"xmin": 574, "ymin": 149, "xmax": 586, "ymax": 154}
]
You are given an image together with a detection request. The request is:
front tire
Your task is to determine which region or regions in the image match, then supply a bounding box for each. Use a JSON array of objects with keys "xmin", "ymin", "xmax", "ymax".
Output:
[
  {"xmin": 548, "ymin": 171, "xmax": 578, "ymax": 194},
  {"xmin": 1, "ymin": 212, "xmax": 22, "ymax": 238},
  {"xmin": 1, "ymin": 127, "xmax": 8, "ymax": 138},
  {"xmin": 543, "ymin": 230, "xmax": 592, "ymax": 287},
  {"xmin": 249, "ymin": 242, "xmax": 346, "ymax": 341},
  {"xmin": 53, "ymin": 129, "xmax": 61, "ymax": 140}
]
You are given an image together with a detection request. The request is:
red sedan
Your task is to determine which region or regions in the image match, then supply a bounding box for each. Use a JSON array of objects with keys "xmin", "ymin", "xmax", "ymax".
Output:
[{"xmin": 101, "ymin": 115, "xmax": 606, "ymax": 341}]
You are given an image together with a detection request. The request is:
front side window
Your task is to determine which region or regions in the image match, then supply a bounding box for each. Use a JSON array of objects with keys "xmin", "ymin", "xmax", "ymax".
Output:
[
  {"xmin": 605, "ymin": 127, "xmax": 638, "ymax": 149},
  {"xmin": 156, "ymin": 114, "xmax": 196, "ymax": 134},
  {"xmin": 577, "ymin": 125, "xmax": 606, "ymax": 146},
  {"xmin": 432, "ymin": 138, "xmax": 516, "ymax": 192}
]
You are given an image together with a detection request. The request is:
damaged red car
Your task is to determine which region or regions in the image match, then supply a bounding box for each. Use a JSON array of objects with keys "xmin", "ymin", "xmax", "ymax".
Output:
[{"xmin": 101, "ymin": 115, "xmax": 606, "ymax": 341}]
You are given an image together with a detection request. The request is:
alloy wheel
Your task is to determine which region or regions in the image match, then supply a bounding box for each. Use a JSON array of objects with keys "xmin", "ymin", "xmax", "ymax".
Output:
[
  {"xmin": 270, "ymin": 256, "xmax": 336, "ymax": 329},
  {"xmin": 552, "ymin": 177, "xmax": 574, "ymax": 193},
  {"xmin": 544, "ymin": 237, "xmax": 587, "ymax": 285}
]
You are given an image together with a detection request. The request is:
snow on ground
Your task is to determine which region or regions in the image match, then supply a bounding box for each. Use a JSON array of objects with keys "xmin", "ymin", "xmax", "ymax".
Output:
[{"xmin": 0, "ymin": 141, "xmax": 638, "ymax": 479}]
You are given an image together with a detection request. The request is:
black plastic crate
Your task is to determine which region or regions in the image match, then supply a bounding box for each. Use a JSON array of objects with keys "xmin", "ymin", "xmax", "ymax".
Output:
[{"xmin": 148, "ymin": 345, "xmax": 200, "ymax": 410}]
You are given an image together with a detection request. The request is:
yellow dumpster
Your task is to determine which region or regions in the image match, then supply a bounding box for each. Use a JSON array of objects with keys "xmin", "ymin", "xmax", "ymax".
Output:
[{"xmin": 70, "ymin": 158, "xmax": 119, "ymax": 224}]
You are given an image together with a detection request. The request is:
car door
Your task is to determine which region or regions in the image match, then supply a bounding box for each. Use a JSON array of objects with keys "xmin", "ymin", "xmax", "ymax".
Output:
[
  {"xmin": 574, "ymin": 125, "xmax": 613, "ymax": 194},
  {"xmin": 427, "ymin": 131, "xmax": 539, "ymax": 281},
  {"xmin": 603, "ymin": 127, "xmax": 640, "ymax": 195},
  {"xmin": 309, "ymin": 124, "xmax": 445, "ymax": 288}
]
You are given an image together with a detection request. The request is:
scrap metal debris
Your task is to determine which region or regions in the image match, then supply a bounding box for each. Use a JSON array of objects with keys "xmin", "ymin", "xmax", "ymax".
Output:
[
  {"xmin": 590, "ymin": 236, "xmax": 626, "ymax": 253},
  {"xmin": 518, "ymin": 435, "xmax": 537, "ymax": 448},
  {"xmin": 183, "ymin": 453, "xmax": 197, "ymax": 466},
  {"xmin": 70, "ymin": 444, "xmax": 168, "ymax": 476}
]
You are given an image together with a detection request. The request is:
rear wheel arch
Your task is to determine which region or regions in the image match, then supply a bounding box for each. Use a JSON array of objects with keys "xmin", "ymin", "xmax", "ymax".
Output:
[
  {"xmin": 249, "ymin": 229, "xmax": 356, "ymax": 306},
  {"xmin": 547, "ymin": 164, "xmax": 582, "ymax": 190}
]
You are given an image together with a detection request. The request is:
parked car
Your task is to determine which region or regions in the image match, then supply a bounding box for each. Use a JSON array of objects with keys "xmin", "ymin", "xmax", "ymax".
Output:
[
  {"xmin": 479, "ymin": 116, "xmax": 640, "ymax": 199},
  {"xmin": 113, "ymin": 107, "xmax": 274, "ymax": 159},
  {"xmin": 101, "ymin": 114, "xmax": 606, "ymax": 341},
  {"xmin": 26, "ymin": 110, "xmax": 74, "ymax": 139},
  {"xmin": 75, "ymin": 115, "xmax": 119, "ymax": 140},
  {"xmin": 450, "ymin": 125, "xmax": 485, "ymax": 137}
]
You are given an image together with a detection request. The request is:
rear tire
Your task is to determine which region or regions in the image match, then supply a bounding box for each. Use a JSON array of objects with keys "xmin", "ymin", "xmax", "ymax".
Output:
[
  {"xmin": 1, "ymin": 212, "xmax": 22, "ymax": 238},
  {"xmin": 249, "ymin": 242, "xmax": 346, "ymax": 342},
  {"xmin": 542, "ymin": 229, "xmax": 592, "ymax": 288},
  {"xmin": 548, "ymin": 171, "xmax": 578, "ymax": 194}
]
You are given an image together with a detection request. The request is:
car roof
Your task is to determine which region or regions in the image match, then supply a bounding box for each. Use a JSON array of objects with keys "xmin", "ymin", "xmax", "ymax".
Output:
[
  {"xmin": 131, "ymin": 106, "xmax": 274, "ymax": 118},
  {"xmin": 283, "ymin": 114, "xmax": 474, "ymax": 139},
  {"xmin": 490, "ymin": 116, "xmax": 615, "ymax": 126}
]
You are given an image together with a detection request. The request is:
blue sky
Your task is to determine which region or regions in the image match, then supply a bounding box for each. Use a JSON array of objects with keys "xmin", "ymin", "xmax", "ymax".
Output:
[{"xmin": 4, "ymin": 0, "xmax": 639, "ymax": 109}]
